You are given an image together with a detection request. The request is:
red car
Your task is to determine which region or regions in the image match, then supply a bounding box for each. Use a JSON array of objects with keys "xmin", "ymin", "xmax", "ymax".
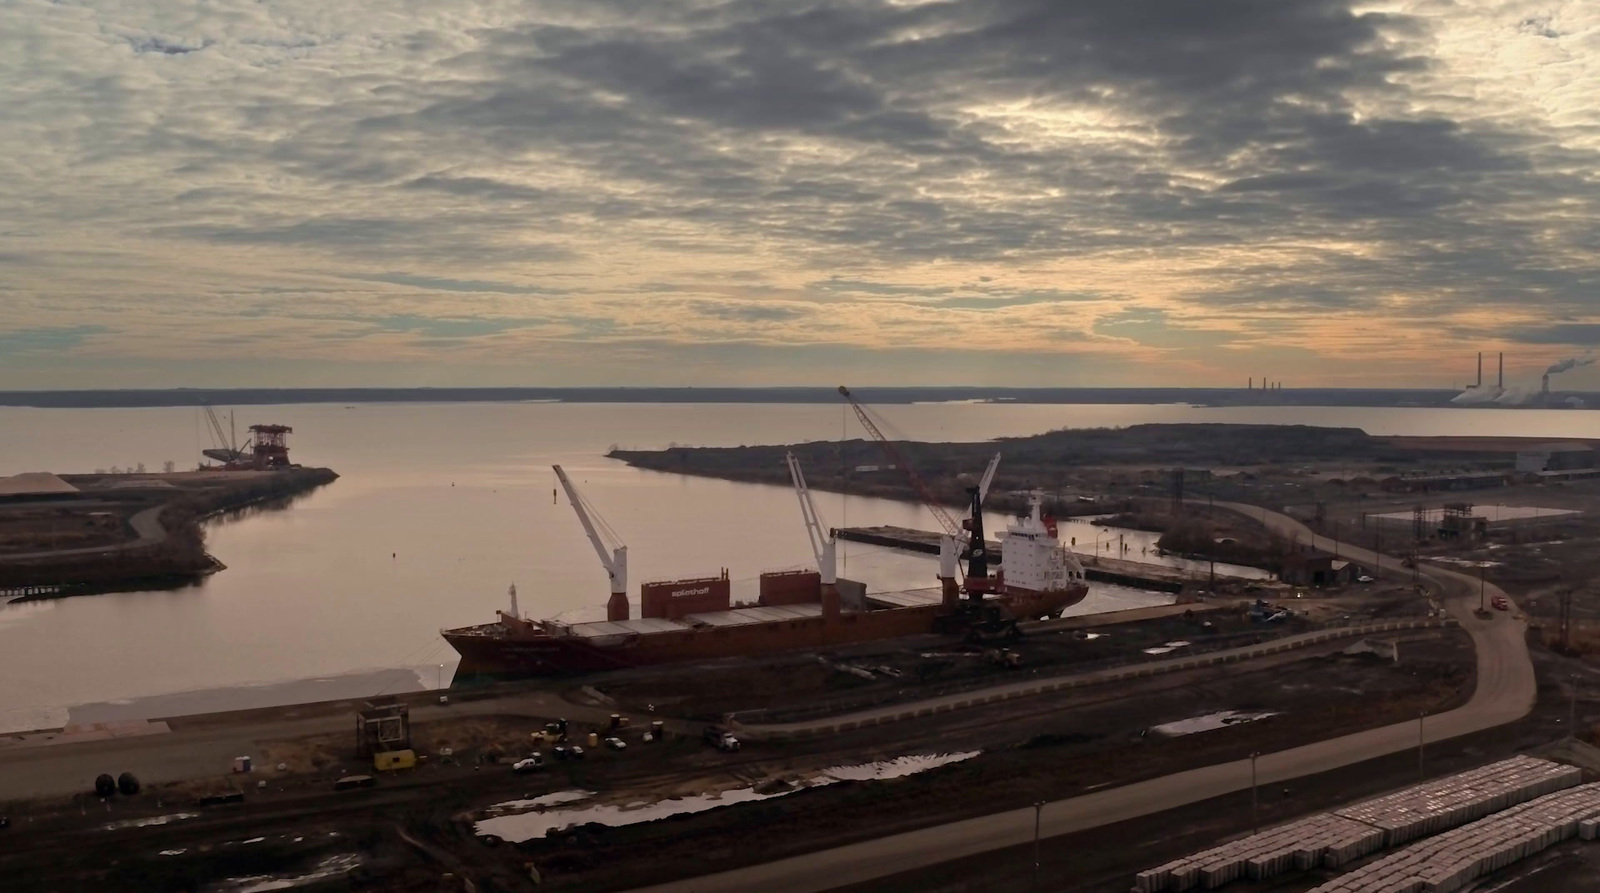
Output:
[{"xmin": 1491, "ymin": 596, "xmax": 1509, "ymax": 611}]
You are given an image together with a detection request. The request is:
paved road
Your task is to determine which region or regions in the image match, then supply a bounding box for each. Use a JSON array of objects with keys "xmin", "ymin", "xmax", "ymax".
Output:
[
  {"xmin": 632, "ymin": 503, "xmax": 1537, "ymax": 893},
  {"xmin": 740, "ymin": 617, "xmax": 1451, "ymax": 740}
]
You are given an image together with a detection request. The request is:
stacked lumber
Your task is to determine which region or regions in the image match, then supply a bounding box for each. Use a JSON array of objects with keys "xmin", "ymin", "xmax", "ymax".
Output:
[
  {"xmin": 1133, "ymin": 756, "xmax": 1582, "ymax": 893},
  {"xmin": 1306, "ymin": 782, "xmax": 1600, "ymax": 893}
]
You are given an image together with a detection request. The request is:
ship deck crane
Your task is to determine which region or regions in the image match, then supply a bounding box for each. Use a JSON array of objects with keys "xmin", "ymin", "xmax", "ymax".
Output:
[
  {"xmin": 786, "ymin": 453, "xmax": 841, "ymax": 619},
  {"xmin": 977, "ymin": 452, "xmax": 1001, "ymax": 505},
  {"xmin": 837, "ymin": 386, "xmax": 963, "ymax": 541},
  {"xmin": 785, "ymin": 452, "xmax": 836, "ymax": 585},
  {"xmin": 552, "ymin": 465, "xmax": 630, "ymax": 622}
]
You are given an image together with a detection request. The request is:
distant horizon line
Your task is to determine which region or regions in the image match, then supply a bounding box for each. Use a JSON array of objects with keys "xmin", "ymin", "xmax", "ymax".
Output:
[{"xmin": 0, "ymin": 384, "xmax": 1518, "ymax": 411}]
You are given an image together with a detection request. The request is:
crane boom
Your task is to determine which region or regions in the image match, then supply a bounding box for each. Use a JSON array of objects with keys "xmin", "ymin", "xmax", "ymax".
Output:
[
  {"xmin": 202, "ymin": 404, "xmax": 231, "ymax": 451},
  {"xmin": 552, "ymin": 465, "xmax": 627, "ymax": 596},
  {"xmin": 785, "ymin": 452, "xmax": 836, "ymax": 584},
  {"xmin": 837, "ymin": 386, "xmax": 963, "ymax": 540},
  {"xmin": 977, "ymin": 452, "xmax": 1002, "ymax": 505}
]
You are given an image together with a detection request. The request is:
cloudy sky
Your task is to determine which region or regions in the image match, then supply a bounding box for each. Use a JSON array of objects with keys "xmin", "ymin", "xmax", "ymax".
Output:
[{"xmin": 3, "ymin": 0, "xmax": 1599, "ymax": 389}]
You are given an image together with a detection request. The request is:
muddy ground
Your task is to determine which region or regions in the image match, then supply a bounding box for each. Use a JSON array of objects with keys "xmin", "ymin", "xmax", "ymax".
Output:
[{"xmin": 0, "ymin": 624, "xmax": 1473, "ymax": 893}]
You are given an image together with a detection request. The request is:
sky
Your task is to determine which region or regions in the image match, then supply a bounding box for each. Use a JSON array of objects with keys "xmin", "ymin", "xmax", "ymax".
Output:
[{"xmin": 3, "ymin": 0, "xmax": 1600, "ymax": 390}]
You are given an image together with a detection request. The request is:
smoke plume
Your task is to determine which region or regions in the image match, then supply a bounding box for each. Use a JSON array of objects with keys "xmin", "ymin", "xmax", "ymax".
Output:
[{"xmin": 1545, "ymin": 356, "xmax": 1595, "ymax": 375}]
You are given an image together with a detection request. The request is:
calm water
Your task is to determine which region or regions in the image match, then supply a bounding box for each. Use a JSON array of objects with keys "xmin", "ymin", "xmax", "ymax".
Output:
[{"xmin": 1, "ymin": 401, "xmax": 1595, "ymax": 732}]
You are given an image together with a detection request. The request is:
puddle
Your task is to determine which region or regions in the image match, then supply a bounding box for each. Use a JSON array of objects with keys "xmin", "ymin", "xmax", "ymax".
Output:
[
  {"xmin": 1151, "ymin": 710, "xmax": 1279, "ymax": 736},
  {"xmin": 159, "ymin": 849, "xmax": 187, "ymax": 856},
  {"xmin": 476, "ymin": 752, "xmax": 980, "ymax": 843},
  {"xmin": 206, "ymin": 853, "xmax": 361, "ymax": 892},
  {"xmin": 820, "ymin": 753, "xmax": 979, "ymax": 781},
  {"xmin": 1426, "ymin": 557, "xmax": 1501, "ymax": 568},
  {"xmin": 105, "ymin": 812, "xmax": 198, "ymax": 831},
  {"xmin": 1142, "ymin": 640, "xmax": 1191, "ymax": 656},
  {"xmin": 482, "ymin": 789, "xmax": 595, "ymax": 816}
]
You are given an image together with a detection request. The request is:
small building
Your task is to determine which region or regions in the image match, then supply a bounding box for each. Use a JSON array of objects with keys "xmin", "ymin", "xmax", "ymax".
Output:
[
  {"xmin": 1279, "ymin": 552, "xmax": 1360, "ymax": 587},
  {"xmin": 1515, "ymin": 443, "xmax": 1597, "ymax": 474}
]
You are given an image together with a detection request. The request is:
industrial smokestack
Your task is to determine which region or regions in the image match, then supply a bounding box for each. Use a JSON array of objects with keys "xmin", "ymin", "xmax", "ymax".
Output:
[
  {"xmin": 1498, "ymin": 353, "xmax": 1504, "ymax": 389},
  {"xmin": 1476, "ymin": 352, "xmax": 1482, "ymax": 388},
  {"xmin": 1543, "ymin": 373, "xmax": 1550, "ymax": 395},
  {"xmin": 1248, "ymin": 377, "xmax": 1253, "ymax": 390}
]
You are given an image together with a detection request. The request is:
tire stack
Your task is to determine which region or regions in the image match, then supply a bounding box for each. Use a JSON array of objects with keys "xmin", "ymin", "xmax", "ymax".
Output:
[{"xmin": 1305, "ymin": 782, "xmax": 1600, "ymax": 893}]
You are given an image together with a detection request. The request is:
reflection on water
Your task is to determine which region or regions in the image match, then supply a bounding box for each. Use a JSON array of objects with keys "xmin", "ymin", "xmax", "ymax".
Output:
[{"xmin": 0, "ymin": 400, "xmax": 1591, "ymax": 730}]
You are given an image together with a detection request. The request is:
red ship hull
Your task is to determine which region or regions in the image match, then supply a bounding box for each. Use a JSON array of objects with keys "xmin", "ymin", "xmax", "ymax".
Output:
[{"xmin": 444, "ymin": 584, "xmax": 1087, "ymax": 678}]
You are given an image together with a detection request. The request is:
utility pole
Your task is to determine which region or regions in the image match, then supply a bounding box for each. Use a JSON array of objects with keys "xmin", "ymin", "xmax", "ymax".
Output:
[
  {"xmin": 1571, "ymin": 675, "xmax": 1580, "ymax": 740},
  {"xmin": 1250, "ymin": 752, "xmax": 1260, "ymax": 835},
  {"xmin": 1479, "ymin": 562, "xmax": 1486, "ymax": 613},
  {"xmin": 1418, "ymin": 712, "xmax": 1426, "ymax": 780},
  {"xmin": 1375, "ymin": 526, "xmax": 1381, "ymax": 580},
  {"xmin": 1033, "ymin": 800, "xmax": 1046, "ymax": 889}
]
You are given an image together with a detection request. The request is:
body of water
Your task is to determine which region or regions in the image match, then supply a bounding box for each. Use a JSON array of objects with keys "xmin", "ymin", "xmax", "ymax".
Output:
[{"xmin": 0, "ymin": 401, "xmax": 1593, "ymax": 732}]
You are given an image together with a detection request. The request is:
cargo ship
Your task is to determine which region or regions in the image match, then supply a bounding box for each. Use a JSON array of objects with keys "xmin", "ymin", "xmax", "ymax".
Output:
[{"xmin": 443, "ymin": 460, "xmax": 1088, "ymax": 678}]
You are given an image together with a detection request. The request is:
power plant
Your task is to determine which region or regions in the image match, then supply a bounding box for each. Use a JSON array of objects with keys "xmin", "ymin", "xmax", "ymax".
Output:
[{"xmin": 1451, "ymin": 351, "xmax": 1591, "ymax": 408}]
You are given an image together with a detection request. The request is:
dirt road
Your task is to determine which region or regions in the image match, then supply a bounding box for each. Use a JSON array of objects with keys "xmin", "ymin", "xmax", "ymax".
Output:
[{"xmin": 629, "ymin": 502, "xmax": 1536, "ymax": 893}]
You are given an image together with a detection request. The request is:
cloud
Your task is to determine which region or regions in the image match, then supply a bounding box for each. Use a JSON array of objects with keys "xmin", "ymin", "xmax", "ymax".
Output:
[
  {"xmin": 1505, "ymin": 324, "xmax": 1600, "ymax": 346},
  {"xmin": 0, "ymin": 326, "xmax": 111, "ymax": 353},
  {"xmin": 2, "ymin": 0, "xmax": 1600, "ymax": 386}
]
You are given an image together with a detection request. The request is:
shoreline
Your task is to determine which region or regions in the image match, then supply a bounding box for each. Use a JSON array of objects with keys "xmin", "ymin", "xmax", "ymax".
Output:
[{"xmin": 0, "ymin": 466, "xmax": 337, "ymax": 599}]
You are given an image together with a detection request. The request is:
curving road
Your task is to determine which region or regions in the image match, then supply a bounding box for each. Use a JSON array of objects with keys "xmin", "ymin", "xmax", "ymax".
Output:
[
  {"xmin": 631, "ymin": 503, "xmax": 1536, "ymax": 893},
  {"xmin": 0, "ymin": 504, "xmax": 167, "ymax": 562}
]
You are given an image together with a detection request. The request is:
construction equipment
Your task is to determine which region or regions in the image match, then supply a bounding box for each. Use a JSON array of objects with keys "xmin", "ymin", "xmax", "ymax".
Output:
[
  {"xmin": 838, "ymin": 386, "xmax": 963, "ymax": 542},
  {"xmin": 200, "ymin": 405, "xmax": 247, "ymax": 464},
  {"xmin": 553, "ymin": 465, "xmax": 629, "ymax": 622},
  {"xmin": 985, "ymin": 647, "xmax": 1022, "ymax": 669}
]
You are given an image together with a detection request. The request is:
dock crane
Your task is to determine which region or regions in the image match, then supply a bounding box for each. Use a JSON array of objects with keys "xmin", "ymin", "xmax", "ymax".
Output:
[
  {"xmin": 552, "ymin": 465, "xmax": 630, "ymax": 622},
  {"xmin": 838, "ymin": 386, "xmax": 963, "ymax": 542},
  {"xmin": 785, "ymin": 453, "xmax": 840, "ymax": 619},
  {"xmin": 199, "ymin": 404, "xmax": 247, "ymax": 464},
  {"xmin": 977, "ymin": 452, "xmax": 1001, "ymax": 505}
]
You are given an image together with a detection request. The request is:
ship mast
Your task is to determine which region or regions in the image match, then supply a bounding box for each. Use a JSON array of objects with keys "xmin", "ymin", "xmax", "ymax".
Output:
[{"xmin": 552, "ymin": 465, "xmax": 630, "ymax": 622}]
